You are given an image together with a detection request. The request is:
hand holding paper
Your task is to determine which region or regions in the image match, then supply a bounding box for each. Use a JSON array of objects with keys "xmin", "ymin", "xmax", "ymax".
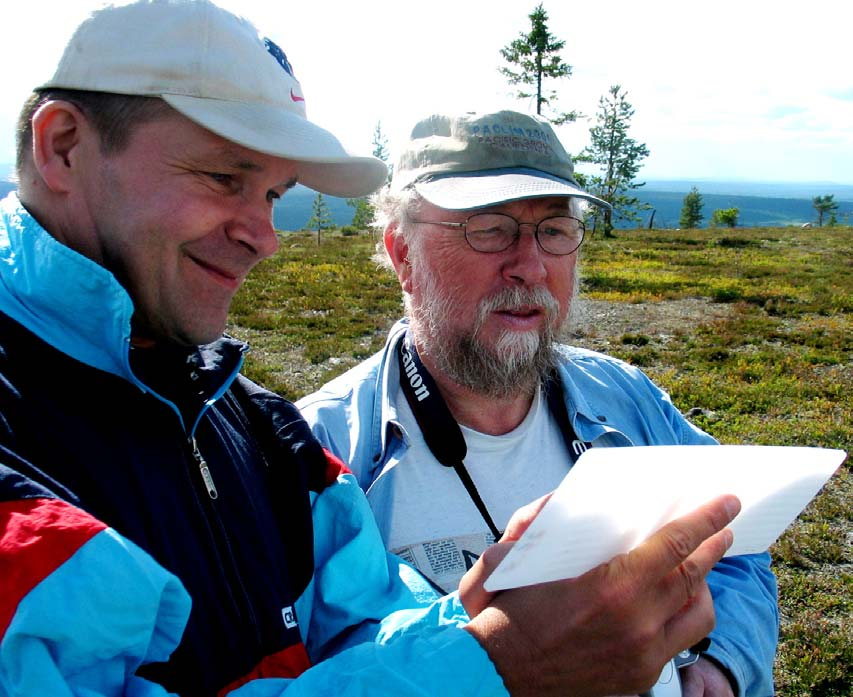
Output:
[{"xmin": 485, "ymin": 445, "xmax": 846, "ymax": 591}]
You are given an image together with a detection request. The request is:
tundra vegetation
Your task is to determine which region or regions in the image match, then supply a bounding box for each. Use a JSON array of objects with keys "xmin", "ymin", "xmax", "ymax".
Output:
[{"xmin": 230, "ymin": 224, "xmax": 852, "ymax": 697}]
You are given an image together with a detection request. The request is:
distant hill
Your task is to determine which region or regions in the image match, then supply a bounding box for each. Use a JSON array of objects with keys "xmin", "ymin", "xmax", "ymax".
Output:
[
  {"xmin": 3, "ymin": 176, "xmax": 849, "ymax": 231},
  {"xmin": 276, "ymin": 183, "xmax": 853, "ymax": 231},
  {"xmin": 631, "ymin": 190, "xmax": 848, "ymax": 229},
  {"xmin": 0, "ymin": 179, "xmax": 15, "ymax": 201},
  {"xmin": 275, "ymin": 185, "xmax": 355, "ymax": 231},
  {"xmin": 642, "ymin": 179, "xmax": 853, "ymax": 201}
]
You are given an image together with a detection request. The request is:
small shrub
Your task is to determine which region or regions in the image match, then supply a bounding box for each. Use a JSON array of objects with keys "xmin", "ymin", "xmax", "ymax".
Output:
[
  {"xmin": 620, "ymin": 333, "xmax": 650, "ymax": 346},
  {"xmin": 716, "ymin": 237, "xmax": 758, "ymax": 248},
  {"xmin": 711, "ymin": 287, "xmax": 743, "ymax": 303}
]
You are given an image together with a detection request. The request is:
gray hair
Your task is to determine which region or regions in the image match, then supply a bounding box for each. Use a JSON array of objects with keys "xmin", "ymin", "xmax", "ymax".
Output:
[{"xmin": 369, "ymin": 185, "xmax": 424, "ymax": 270}]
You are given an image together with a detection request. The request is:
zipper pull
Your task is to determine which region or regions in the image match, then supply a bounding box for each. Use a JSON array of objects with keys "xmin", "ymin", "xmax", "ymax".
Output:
[{"xmin": 191, "ymin": 437, "xmax": 218, "ymax": 499}]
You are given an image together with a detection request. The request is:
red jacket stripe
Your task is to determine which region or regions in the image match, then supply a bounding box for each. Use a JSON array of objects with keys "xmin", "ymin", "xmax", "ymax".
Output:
[
  {"xmin": 322, "ymin": 447, "xmax": 352, "ymax": 486},
  {"xmin": 217, "ymin": 643, "xmax": 312, "ymax": 696},
  {"xmin": 0, "ymin": 497, "xmax": 107, "ymax": 635}
]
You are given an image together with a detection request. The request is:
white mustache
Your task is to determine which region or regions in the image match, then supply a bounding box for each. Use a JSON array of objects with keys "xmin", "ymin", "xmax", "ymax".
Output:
[{"xmin": 476, "ymin": 287, "xmax": 559, "ymax": 326}]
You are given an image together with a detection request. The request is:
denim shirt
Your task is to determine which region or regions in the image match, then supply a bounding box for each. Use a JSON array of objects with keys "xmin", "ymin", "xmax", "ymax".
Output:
[{"xmin": 298, "ymin": 318, "xmax": 780, "ymax": 697}]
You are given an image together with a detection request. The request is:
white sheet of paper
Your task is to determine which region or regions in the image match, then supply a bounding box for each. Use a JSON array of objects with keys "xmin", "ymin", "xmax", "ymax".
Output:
[{"xmin": 485, "ymin": 445, "xmax": 846, "ymax": 591}]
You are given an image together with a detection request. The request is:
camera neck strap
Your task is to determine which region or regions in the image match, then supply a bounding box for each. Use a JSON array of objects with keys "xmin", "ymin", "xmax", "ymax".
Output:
[{"xmin": 396, "ymin": 330, "xmax": 587, "ymax": 540}]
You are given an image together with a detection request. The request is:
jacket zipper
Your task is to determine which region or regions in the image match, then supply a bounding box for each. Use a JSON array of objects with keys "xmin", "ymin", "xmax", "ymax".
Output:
[
  {"xmin": 191, "ymin": 436, "xmax": 219, "ymax": 499},
  {"xmin": 187, "ymin": 429, "xmax": 261, "ymax": 642}
]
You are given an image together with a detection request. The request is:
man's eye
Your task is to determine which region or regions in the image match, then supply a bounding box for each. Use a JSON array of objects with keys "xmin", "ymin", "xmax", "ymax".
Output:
[
  {"xmin": 470, "ymin": 223, "xmax": 513, "ymax": 236},
  {"xmin": 206, "ymin": 172, "xmax": 234, "ymax": 186}
]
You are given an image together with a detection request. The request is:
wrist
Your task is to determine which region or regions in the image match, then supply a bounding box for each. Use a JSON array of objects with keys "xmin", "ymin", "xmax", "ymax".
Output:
[{"xmin": 463, "ymin": 606, "xmax": 542, "ymax": 697}]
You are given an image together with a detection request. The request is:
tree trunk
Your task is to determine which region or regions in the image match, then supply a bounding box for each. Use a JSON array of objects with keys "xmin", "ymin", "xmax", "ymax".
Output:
[{"xmin": 603, "ymin": 208, "xmax": 615, "ymax": 238}]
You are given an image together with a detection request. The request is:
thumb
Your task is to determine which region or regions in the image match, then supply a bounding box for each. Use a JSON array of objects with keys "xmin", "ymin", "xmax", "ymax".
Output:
[
  {"xmin": 459, "ymin": 539, "xmax": 517, "ymax": 618},
  {"xmin": 460, "ymin": 492, "xmax": 552, "ymax": 618},
  {"xmin": 501, "ymin": 491, "xmax": 552, "ymax": 542}
]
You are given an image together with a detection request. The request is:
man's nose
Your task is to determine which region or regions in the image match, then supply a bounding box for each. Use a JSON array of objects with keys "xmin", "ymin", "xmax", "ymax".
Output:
[
  {"xmin": 228, "ymin": 201, "xmax": 280, "ymax": 259},
  {"xmin": 502, "ymin": 224, "xmax": 547, "ymax": 285}
]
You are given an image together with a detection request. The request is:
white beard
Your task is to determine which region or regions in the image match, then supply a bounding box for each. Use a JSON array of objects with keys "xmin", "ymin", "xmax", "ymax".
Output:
[{"xmin": 408, "ymin": 271, "xmax": 566, "ymax": 399}]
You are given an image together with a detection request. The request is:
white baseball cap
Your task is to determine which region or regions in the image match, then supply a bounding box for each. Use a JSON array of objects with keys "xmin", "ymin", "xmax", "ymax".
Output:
[
  {"xmin": 39, "ymin": 0, "xmax": 387, "ymax": 198},
  {"xmin": 391, "ymin": 110, "xmax": 609, "ymax": 210}
]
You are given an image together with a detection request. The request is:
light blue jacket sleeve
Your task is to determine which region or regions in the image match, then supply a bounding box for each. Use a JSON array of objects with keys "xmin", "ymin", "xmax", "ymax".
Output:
[
  {"xmin": 0, "ymin": 526, "xmax": 188, "ymax": 697},
  {"xmin": 704, "ymin": 554, "xmax": 778, "ymax": 696},
  {"xmin": 1, "ymin": 480, "xmax": 506, "ymax": 697},
  {"xmin": 282, "ymin": 472, "xmax": 508, "ymax": 696}
]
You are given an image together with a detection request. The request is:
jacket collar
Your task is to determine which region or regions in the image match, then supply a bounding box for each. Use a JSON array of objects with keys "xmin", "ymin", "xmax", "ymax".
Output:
[
  {"xmin": 0, "ymin": 193, "xmax": 246, "ymax": 430},
  {"xmin": 374, "ymin": 319, "xmax": 409, "ymax": 459},
  {"xmin": 1, "ymin": 193, "xmax": 137, "ymax": 381},
  {"xmin": 374, "ymin": 318, "xmax": 625, "ymax": 463}
]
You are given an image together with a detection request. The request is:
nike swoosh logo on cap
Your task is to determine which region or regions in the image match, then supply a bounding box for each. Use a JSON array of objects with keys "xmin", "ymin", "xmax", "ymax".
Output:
[{"xmin": 290, "ymin": 89, "xmax": 305, "ymax": 102}]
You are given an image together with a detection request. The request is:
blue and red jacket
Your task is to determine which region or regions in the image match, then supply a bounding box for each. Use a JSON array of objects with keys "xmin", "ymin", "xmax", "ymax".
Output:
[{"xmin": 0, "ymin": 192, "xmax": 507, "ymax": 696}]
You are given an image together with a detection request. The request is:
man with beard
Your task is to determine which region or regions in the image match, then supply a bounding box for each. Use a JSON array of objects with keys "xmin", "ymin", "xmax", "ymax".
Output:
[{"xmin": 297, "ymin": 110, "xmax": 778, "ymax": 697}]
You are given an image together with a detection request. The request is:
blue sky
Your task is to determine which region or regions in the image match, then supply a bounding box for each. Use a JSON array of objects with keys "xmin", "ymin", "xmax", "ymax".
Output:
[{"xmin": 2, "ymin": 0, "xmax": 851, "ymax": 185}]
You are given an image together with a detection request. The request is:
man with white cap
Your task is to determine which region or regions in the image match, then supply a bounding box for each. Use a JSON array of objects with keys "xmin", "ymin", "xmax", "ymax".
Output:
[{"xmin": 298, "ymin": 110, "xmax": 779, "ymax": 696}]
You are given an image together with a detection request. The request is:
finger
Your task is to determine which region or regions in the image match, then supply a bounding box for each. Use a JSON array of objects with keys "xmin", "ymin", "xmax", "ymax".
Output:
[
  {"xmin": 649, "ymin": 526, "xmax": 734, "ymax": 624},
  {"xmin": 500, "ymin": 492, "xmax": 552, "ymax": 542},
  {"xmin": 676, "ymin": 527, "xmax": 735, "ymax": 597},
  {"xmin": 459, "ymin": 540, "xmax": 517, "ymax": 618},
  {"xmin": 661, "ymin": 579, "xmax": 716, "ymax": 659},
  {"xmin": 462, "ymin": 490, "xmax": 552, "ymax": 619},
  {"xmin": 632, "ymin": 494, "xmax": 740, "ymax": 581},
  {"xmin": 647, "ymin": 526, "xmax": 734, "ymax": 639}
]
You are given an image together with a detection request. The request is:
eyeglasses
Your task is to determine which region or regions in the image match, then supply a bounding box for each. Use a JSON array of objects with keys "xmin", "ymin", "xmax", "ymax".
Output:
[{"xmin": 411, "ymin": 213, "xmax": 585, "ymax": 256}]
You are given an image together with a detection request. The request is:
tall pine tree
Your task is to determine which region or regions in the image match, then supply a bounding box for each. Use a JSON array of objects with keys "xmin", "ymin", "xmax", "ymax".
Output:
[
  {"xmin": 308, "ymin": 193, "xmax": 334, "ymax": 245},
  {"xmin": 499, "ymin": 3, "xmax": 579, "ymax": 124},
  {"xmin": 347, "ymin": 121, "xmax": 391, "ymax": 230},
  {"xmin": 577, "ymin": 85, "xmax": 649, "ymax": 236},
  {"xmin": 371, "ymin": 121, "xmax": 392, "ymax": 182},
  {"xmin": 812, "ymin": 194, "xmax": 839, "ymax": 227}
]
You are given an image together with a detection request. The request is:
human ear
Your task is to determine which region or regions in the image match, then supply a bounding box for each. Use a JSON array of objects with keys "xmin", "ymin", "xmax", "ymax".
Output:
[
  {"xmin": 385, "ymin": 225, "xmax": 413, "ymax": 293},
  {"xmin": 30, "ymin": 100, "xmax": 89, "ymax": 194}
]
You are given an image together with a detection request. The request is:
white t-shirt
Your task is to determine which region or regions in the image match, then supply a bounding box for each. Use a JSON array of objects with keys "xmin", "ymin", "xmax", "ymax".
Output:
[{"xmin": 365, "ymin": 384, "xmax": 573, "ymax": 593}]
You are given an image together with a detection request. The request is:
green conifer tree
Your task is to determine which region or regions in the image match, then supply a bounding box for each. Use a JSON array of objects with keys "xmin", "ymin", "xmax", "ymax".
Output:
[
  {"xmin": 812, "ymin": 194, "xmax": 839, "ymax": 227},
  {"xmin": 347, "ymin": 121, "xmax": 391, "ymax": 230},
  {"xmin": 499, "ymin": 3, "xmax": 579, "ymax": 124},
  {"xmin": 308, "ymin": 193, "xmax": 334, "ymax": 245},
  {"xmin": 576, "ymin": 85, "xmax": 649, "ymax": 236},
  {"xmin": 679, "ymin": 187, "xmax": 704, "ymax": 229}
]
